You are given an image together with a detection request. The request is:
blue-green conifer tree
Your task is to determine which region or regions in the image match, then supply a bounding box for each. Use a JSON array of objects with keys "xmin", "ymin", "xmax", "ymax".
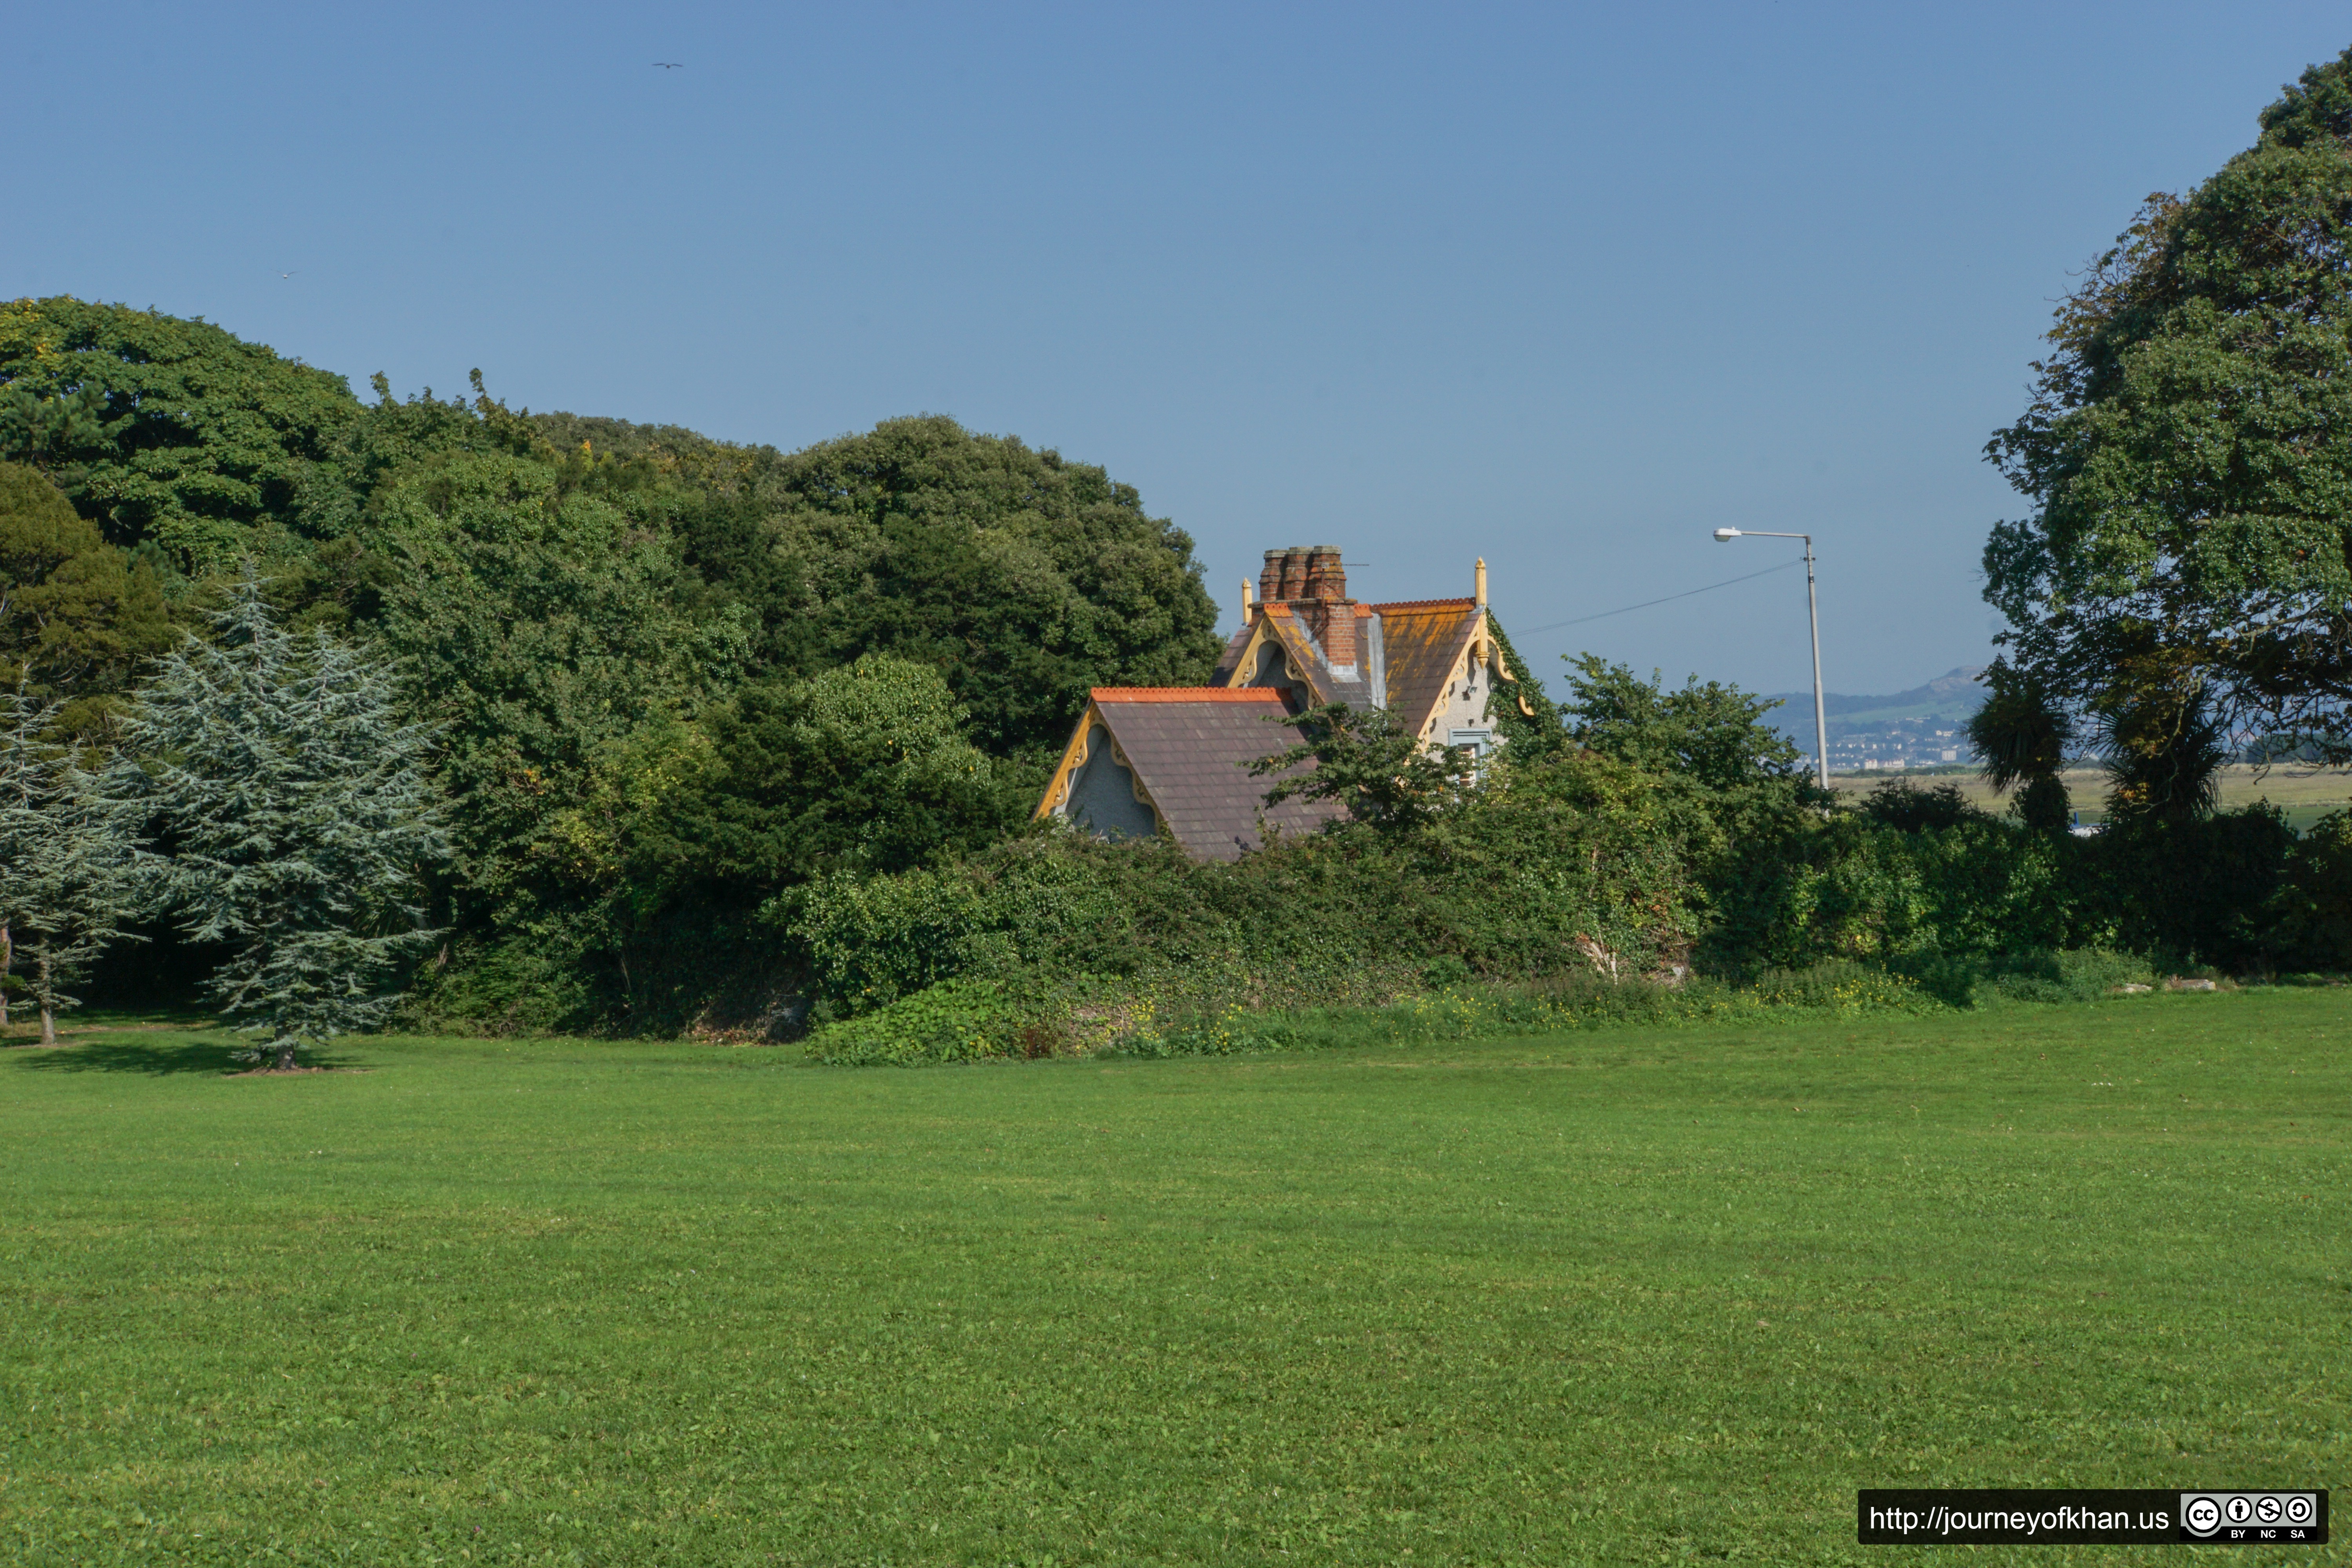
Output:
[
  {"xmin": 0, "ymin": 689, "xmax": 145, "ymax": 1043},
  {"xmin": 127, "ymin": 573, "xmax": 447, "ymax": 1067}
]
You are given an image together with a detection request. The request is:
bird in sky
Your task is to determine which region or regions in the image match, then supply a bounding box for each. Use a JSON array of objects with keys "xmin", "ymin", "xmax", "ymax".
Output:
[
  {"xmin": 279, "ymin": 271, "xmax": 296, "ymax": 279},
  {"xmin": 652, "ymin": 61, "xmax": 683, "ymax": 69}
]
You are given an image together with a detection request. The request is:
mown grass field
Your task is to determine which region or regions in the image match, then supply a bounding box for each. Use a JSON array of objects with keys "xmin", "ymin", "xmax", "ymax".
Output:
[
  {"xmin": 3, "ymin": 994, "xmax": 2346, "ymax": 1566},
  {"xmin": 1830, "ymin": 764, "xmax": 2352, "ymax": 832}
]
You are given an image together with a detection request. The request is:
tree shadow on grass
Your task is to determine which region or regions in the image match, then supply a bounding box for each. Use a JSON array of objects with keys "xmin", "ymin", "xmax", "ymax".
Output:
[{"xmin": 3, "ymin": 1035, "xmax": 363, "ymax": 1077}]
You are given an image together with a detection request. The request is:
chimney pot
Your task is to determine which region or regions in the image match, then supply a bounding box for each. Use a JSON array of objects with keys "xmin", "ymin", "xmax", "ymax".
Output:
[
  {"xmin": 1305, "ymin": 545, "xmax": 1346, "ymax": 603},
  {"xmin": 1278, "ymin": 547, "xmax": 1310, "ymax": 601}
]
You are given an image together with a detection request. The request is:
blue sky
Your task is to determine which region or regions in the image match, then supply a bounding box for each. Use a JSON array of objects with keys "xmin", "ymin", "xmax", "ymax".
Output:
[{"xmin": 7, "ymin": 2, "xmax": 2346, "ymax": 697}]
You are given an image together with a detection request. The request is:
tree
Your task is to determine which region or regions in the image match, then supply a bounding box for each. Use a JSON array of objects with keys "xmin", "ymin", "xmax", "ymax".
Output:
[
  {"xmin": 677, "ymin": 414, "xmax": 1225, "ymax": 756},
  {"xmin": 367, "ymin": 446, "xmax": 750, "ymax": 926},
  {"xmin": 2096, "ymin": 675, "xmax": 2231, "ymax": 826},
  {"xmin": 0, "ymin": 461, "xmax": 174, "ymax": 740},
  {"xmin": 1856, "ymin": 779, "xmax": 1985, "ymax": 833},
  {"xmin": 0, "ymin": 383, "xmax": 108, "ymax": 468},
  {"xmin": 124, "ymin": 573, "xmax": 447, "ymax": 1068},
  {"xmin": 537, "ymin": 655, "xmax": 1026, "ymax": 916},
  {"xmin": 1558, "ymin": 654, "xmax": 1811, "ymax": 791},
  {"xmin": 349, "ymin": 408, "xmax": 1221, "ymax": 1010},
  {"xmin": 1250, "ymin": 701, "xmax": 1461, "ymax": 835},
  {"xmin": 0, "ymin": 298, "xmax": 362, "ymax": 570},
  {"xmin": 1984, "ymin": 49, "xmax": 2352, "ymax": 760},
  {"xmin": 1964, "ymin": 662, "xmax": 2076, "ymax": 830},
  {"xmin": 659, "ymin": 656, "xmax": 1025, "ymax": 882},
  {"xmin": 1551, "ymin": 656, "xmax": 1828, "ymax": 963},
  {"xmin": 0, "ymin": 690, "xmax": 144, "ymax": 1043}
]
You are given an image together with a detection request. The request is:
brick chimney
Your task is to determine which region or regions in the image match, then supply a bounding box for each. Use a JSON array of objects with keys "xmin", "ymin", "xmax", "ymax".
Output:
[
  {"xmin": 1304, "ymin": 545, "xmax": 1345, "ymax": 603},
  {"xmin": 1252, "ymin": 543, "xmax": 1361, "ymax": 668},
  {"xmin": 1259, "ymin": 550, "xmax": 1285, "ymax": 606},
  {"xmin": 1278, "ymin": 547, "xmax": 1309, "ymax": 601},
  {"xmin": 1304, "ymin": 545, "xmax": 1356, "ymax": 668}
]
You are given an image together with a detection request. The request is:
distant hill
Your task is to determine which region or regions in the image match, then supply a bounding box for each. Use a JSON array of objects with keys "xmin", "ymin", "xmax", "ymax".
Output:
[
  {"xmin": 1763, "ymin": 666, "xmax": 1986, "ymax": 768},
  {"xmin": 1771, "ymin": 666, "xmax": 1986, "ymax": 726}
]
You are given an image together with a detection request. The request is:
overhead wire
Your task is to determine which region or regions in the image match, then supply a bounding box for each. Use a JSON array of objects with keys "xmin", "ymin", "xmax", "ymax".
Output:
[{"xmin": 1511, "ymin": 558, "xmax": 1805, "ymax": 636}]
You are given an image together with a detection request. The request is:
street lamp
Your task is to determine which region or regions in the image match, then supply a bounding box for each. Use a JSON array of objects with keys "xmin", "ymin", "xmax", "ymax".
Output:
[{"xmin": 1713, "ymin": 527, "xmax": 1828, "ymax": 789}]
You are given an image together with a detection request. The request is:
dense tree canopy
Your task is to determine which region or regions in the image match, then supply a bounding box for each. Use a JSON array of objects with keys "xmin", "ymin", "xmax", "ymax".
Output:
[
  {"xmin": 666, "ymin": 415, "xmax": 1224, "ymax": 755},
  {"xmin": 0, "ymin": 301, "xmax": 1219, "ymax": 1011},
  {"xmin": 622, "ymin": 657, "xmax": 1029, "ymax": 897},
  {"xmin": 1558, "ymin": 654, "xmax": 1809, "ymax": 792},
  {"xmin": 367, "ymin": 445, "xmax": 752, "ymax": 921},
  {"xmin": 1984, "ymin": 48, "xmax": 2352, "ymax": 759},
  {"xmin": 18, "ymin": 285, "xmax": 2336, "ymax": 1037},
  {"xmin": 0, "ymin": 298, "xmax": 363, "ymax": 571},
  {"xmin": 0, "ymin": 461, "xmax": 172, "ymax": 738}
]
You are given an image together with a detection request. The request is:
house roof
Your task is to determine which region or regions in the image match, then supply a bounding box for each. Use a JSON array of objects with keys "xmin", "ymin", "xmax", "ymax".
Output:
[
  {"xmin": 1065, "ymin": 688, "xmax": 1345, "ymax": 859},
  {"xmin": 1208, "ymin": 624, "xmax": 1255, "ymax": 685},
  {"xmin": 1210, "ymin": 604, "xmax": 1383, "ymax": 710},
  {"xmin": 1094, "ymin": 686, "xmax": 1281, "ymax": 703},
  {"xmin": 1259, "ymin": 605, "xmax": 1381, "ymax": 711},
  {"xmin": 1368, "ymin": 597, "xmax": 1481, "ymax": 739}
]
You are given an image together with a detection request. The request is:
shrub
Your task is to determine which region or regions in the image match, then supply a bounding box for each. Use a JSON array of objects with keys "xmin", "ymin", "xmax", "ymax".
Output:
[
  {"xmin": 811, "ymin": 959, "xmax": 1953, "ymax": 1068},
  {"xmin": 1710, "ymin": 814, "xmax": 2081, "ymax": 971},
  {"xmin": 1896, "ymin": 947, "xmax": 2156, "ymax": 1008},
  {"xmin": 773, "ymin": 749, "xmax": 1700, "ymax": 1019},
  {"xmin": 768, "ymin": 690, "xmax": 2322, "ymax": 1061},
  {"xmin": 1420, "ymin": 955, "xmax": 1472, "ymax": 990},
  {"xmin": 771, "ymin": 841, "xmax": 1128, "ymax": 1014},
  {"xmin": 776, "ymin": 867, "xmax": 994, "ymax": 1014},
  {"xmin": 1856, "ymin": 780, "xmax": 1984, "ymax": 833},
  {"xmin": 2083, "ymin": 807, "xmax": 2297, "ymax": 969},
  {"xmin": 806, "ymin": 977, "xmax": 1028, "ymax": 1066},
  {"xmin": 1747, "ymin": 958, "xmax": 1939, "ymax": 1012},
  {"xmin": 2271, "ymin": 808, "xmax": 2352, "ymax": 971}
]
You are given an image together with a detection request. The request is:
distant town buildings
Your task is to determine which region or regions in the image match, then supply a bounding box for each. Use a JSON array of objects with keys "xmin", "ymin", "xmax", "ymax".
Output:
[
  {"xmin": 1769, "ymin": 667, "xmax": 1985, "ymax": 775},
  {"xmin": 1831, "ymin": 726, "xmax": 1965, "ymax": 772}
]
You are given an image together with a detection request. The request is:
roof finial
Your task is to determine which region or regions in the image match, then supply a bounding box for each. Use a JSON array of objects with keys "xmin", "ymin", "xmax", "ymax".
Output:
[
  {"xmin": 1472, "ymin": 557, "xmax": 1489, "ymax": 663},
  {"xmin": 1241, "ymin": 576, "xmax": 1256, "ymax": 624}
]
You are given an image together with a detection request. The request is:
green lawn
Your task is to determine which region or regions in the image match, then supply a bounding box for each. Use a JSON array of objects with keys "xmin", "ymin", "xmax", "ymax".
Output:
[{"xmin": 3, "ymin": 996, "xmax": 2346, "ymax": 1566}]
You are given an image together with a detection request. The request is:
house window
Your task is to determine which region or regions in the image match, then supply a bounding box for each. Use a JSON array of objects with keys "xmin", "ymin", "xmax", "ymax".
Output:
[{"xmin": 1448, "ymin": 728, "xmax": 1494, "ymax": 758}]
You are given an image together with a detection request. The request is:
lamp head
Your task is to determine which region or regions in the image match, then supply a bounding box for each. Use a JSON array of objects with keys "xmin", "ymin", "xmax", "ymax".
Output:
[{"xmin": 1713, "ymin": 527, "xmax": 1742, "ymax": 542}]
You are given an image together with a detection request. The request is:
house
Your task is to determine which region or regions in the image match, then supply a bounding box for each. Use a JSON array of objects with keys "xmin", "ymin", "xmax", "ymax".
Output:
[{"xmin": 1034, "ymin": 547, "xmax": 1534, "ymax": 858}]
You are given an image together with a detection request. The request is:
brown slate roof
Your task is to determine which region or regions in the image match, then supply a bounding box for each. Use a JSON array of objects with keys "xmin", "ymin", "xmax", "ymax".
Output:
[
  {"xmin": 1091, "ymin": 688, "xmax": 1346, "ymax": 859},
  {"xmin": 1209, "ymin": 624, "xmax": 1254, "ymax": 685},
  {"xmin": 1368, "ymin": 597, "xmax": 1480, "ymax": 739},
  {"xmin": 1215, "ymin": 604, "xmax": 1383, "ymax": 711},
  {"xmin": 1092, "ymin": 687, "xmax": 1276, "ymax": 702},
  {"xmin": 1265, "ymin": 606, "xmax": 1380, "ymax": 711},
  {"xmin": 1256, "ymin": 608, "xmax": 1327, "ymax": 691}
]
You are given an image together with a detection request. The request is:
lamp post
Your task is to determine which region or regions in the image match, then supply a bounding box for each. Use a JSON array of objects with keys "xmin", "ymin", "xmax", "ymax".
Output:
[{"xmin": 1713, "ymin": 528, "xmax": 1828, "ymax": 789}]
